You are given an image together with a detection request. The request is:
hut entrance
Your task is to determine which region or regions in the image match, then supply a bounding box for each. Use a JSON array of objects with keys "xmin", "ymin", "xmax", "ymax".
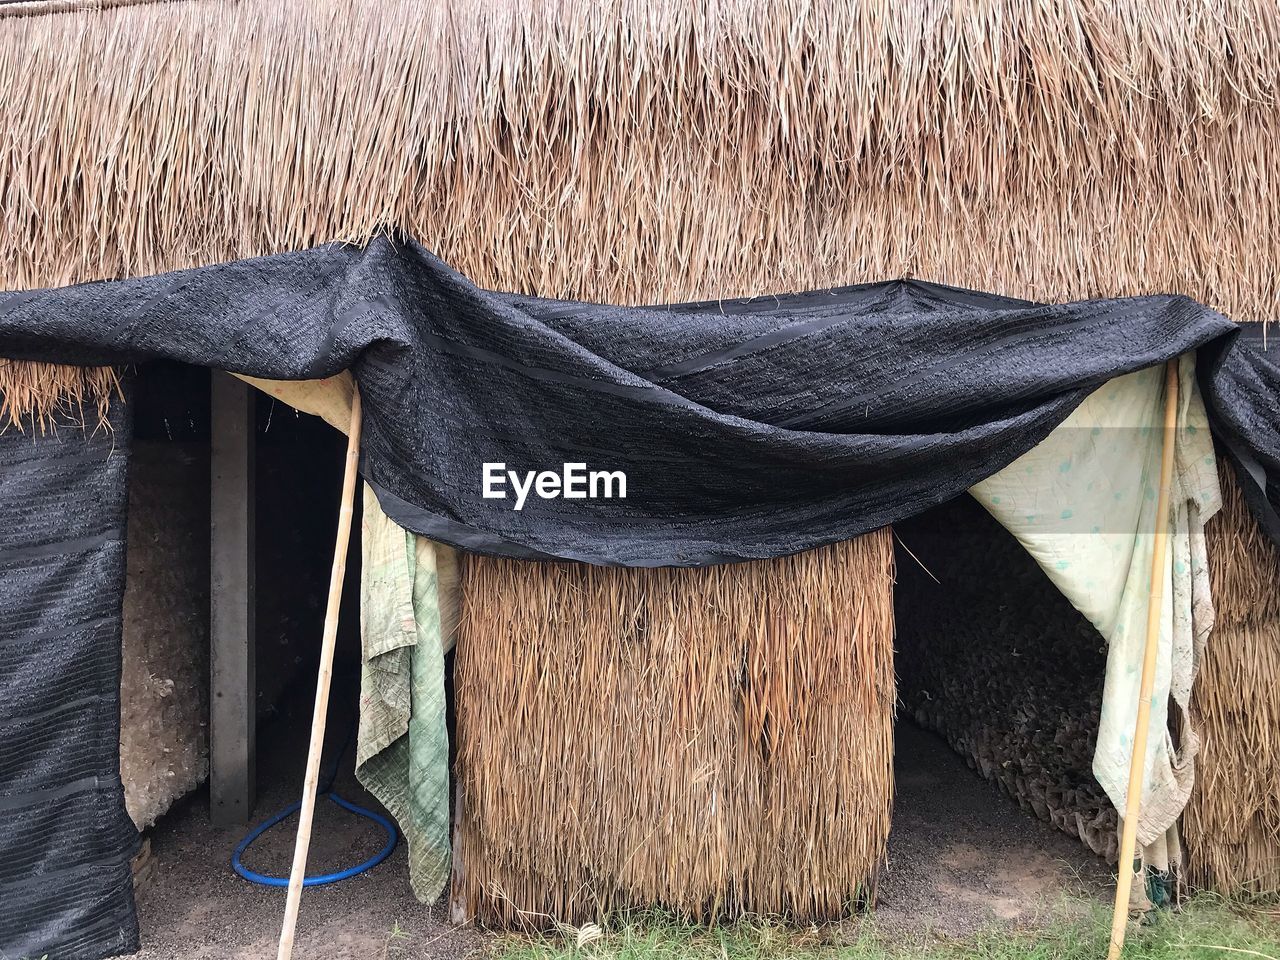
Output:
[
  {"xmin": 125, "ymin": 364, "xmax": 439, "ymax": 953},
  {"xmin": 884, "ymin": 494, "xmax": 1117, "ymax": 923},
  {"xmin": 124, "ymin": 362, "xmax": 375, "ymax": 874}
]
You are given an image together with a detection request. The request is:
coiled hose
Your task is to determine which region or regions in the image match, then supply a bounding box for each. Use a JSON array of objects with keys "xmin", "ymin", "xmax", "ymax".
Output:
[{"xmin": 231, "ymin": 727, "xmax": 397, "ymax": 887}]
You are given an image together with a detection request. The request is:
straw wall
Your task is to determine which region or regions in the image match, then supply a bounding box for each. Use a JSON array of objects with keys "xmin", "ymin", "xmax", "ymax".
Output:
[
  {"xmin": 1185, "ymin": 466, "xmax": 1280, "ymax": 893},
  {"xmin": 895, "ymin": 497, "xmax": 1116, "ymax": 863},
  {"xmin": 452, "ymin": 531, "xmax": 896, "ymax": 926}
]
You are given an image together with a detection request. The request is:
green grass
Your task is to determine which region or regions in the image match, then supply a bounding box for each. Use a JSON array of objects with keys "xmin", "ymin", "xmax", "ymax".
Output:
[
  {"xmin": 489, "ymin": 898, "xmax": 1279, "ymax": 960},
  {"xmin": 382, "ymin": 919, "xmax": 416, "ymax": 959}
]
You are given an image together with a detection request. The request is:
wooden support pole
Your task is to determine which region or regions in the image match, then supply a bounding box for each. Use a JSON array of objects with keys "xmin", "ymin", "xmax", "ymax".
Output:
[
  {"xmin": 210, "ymin": 373, "xmax": 257, "ymax": 827},
  {"xmin": 1106, "ymin": 359, "xmax": 1180, "ymax": 960},
  {"xmin": 276, "ymin": 387, "xmax": 363, "ymax": 960}
]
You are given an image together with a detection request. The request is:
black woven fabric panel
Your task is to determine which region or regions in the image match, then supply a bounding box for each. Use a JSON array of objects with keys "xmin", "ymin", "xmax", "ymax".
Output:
[
  {"xmin": 0, "ymin": 237, "xmax": 1273, "ymax": 567},
  {"xmin": 1202, "ymin": 321, "xmax": 1280, "ymax": 542},
  {"xmin": 0, "ymin": 402, "xmax": 139, "ymax": 960}
]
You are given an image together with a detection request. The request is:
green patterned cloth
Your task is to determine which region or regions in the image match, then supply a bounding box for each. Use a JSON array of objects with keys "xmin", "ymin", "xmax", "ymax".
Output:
[
  {"xmin": 355, "ymin": 484, "xmax": 459, "ymax": 902},
  {"xmin": 233, "ymin": 375, "xmax": 460, "ymax": 902}
]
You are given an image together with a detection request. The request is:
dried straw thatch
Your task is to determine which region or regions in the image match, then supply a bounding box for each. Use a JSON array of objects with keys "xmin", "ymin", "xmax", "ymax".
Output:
[
  {"xmin": 2, "ymin": 0, "xmax": 1278, "ymax": 899},
  {"xmin": 452, "ymin": 531, "xmax": 895, "ymax": 925},
  {"xmin": 3, "ymin": 0, "xmax": 1280, "ymax": 421},
  {"xmin": 1186, "ymin": 465, "xmax": 1280, "ymax": 894}
]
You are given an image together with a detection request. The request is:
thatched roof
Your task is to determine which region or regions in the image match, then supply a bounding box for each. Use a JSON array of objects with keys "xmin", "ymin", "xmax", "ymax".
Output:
[{"xmin": 2, "ymin": 0, "xmax": 1278, "ymax": 423}]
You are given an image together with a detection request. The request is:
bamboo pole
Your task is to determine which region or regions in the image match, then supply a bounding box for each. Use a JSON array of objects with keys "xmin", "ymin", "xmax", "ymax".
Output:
[
  {"xmin": 1106, "ymin": 359, "xmax": 1180, "ymax": 960},
  {"xmin": 276, "ymin": 387, "xmax": 363, "ymax": 960}
]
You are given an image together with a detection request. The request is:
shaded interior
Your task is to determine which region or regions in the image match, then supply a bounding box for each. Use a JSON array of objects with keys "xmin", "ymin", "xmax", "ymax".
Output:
[
  {"xmin": 122, "ymin": 362, "xmax": 358, "ymax": 828},
  {"xmin": 892, "ymin": 495, "xmax": 1117, "ymax": 863}
]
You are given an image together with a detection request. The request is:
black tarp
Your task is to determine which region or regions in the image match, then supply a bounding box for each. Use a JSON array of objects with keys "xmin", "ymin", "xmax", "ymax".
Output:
[
  {"xmin": 0, "ymin": 238, "xmax": 1278, "ymax": 959},
  {"xmin": 0, "ymin": 237, "xmax": 1273, "ymax": 566},
  {"xmin": 1203, "ymin": 321, "xmax": 1280, "ymax": 544},
  {"xmin": 0, "ymin": 401, "xmax": 140, "ymax": 960}
]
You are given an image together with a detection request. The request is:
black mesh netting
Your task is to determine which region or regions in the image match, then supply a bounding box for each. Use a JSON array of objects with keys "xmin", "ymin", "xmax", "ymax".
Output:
[
  {"xmin": 0, "ymin": 238, "xmax": 1273, "ymax": 567},
  {"xmin": 0, "ymin": 399, "xmax": 140, "ymax": 960}
]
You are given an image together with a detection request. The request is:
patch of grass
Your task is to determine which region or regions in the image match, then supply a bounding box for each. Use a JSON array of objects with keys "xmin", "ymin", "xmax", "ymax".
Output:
[
  {"xmin": 488, "ymin": 898, "xmax": 1279, "ymax": 960},
  {"xmin": 382, "ymin": 919, "xmax": 414, "ymax": 959}
]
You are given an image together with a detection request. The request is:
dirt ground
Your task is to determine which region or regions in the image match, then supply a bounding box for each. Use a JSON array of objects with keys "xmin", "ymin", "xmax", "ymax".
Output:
[
  {"xmin": 134, "ymin": 704, "xmax": 1111, "ymax": 959},
  {"xmin": 873, "ymin": 724, "xmax": 1111, "ymax": 937},
  {"xmin": 133, "ymin": 679, "xmax": 482, "ymax": 960}
]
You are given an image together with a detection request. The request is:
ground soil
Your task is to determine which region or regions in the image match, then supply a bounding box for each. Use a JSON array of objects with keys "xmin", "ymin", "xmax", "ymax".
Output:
[
  {"xmin": 872, "ymin": 723, "xmax": 1112, "ymax": 939},
  {"xmin": 133, "ymin": 677, "xmax": 482, "ymax": 960},
  {"xmin": 134, "ymin": 701, "xmax": 1112, "ymax": 959}
]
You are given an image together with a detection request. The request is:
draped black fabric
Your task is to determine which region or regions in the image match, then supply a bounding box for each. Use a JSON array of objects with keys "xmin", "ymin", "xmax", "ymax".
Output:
[
  {"xmin": 0, "ymin": 237, "xmax": 1272, "ymax": 565},
  {"xmin": 1201, "ymin": 321, "xmax": 1280, "ymax": 543},
  {"xmin": 0, "ymin": 401, "xmax": 139, "ymax": 960}
]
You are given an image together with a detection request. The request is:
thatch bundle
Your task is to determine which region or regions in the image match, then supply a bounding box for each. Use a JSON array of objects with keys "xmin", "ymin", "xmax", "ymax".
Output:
[
  {"xmin": 1, "ymin": 0, "xmax": 1278, "ymax": 900},
  {"xmin": 1186, "ymin": 466, "xmax": 1280, "ymax": 893},
  {"xmin": 452, "ymin": 531, "xmax": 895, "ymax": 925},
  {"xmin": 4, "ymin": 0, "xmax": 1280, "ymax": 423}
]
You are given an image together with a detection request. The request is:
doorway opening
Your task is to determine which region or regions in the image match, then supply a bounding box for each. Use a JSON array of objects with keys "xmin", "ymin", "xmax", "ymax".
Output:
[{"xmin": 882, "ymin": 495, "xmax": 1115, "ymax": 931}]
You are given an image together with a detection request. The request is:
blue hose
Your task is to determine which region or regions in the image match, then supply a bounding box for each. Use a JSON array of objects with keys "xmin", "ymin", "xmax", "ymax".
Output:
[{"xmin": 231, "ymin": 727, "xmax": 397, "ymax": 887}]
